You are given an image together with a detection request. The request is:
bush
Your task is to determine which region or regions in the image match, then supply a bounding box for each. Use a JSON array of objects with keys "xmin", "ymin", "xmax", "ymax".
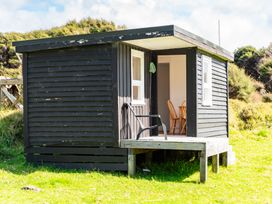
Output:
[
  {"xmin": 0, "ymin": 109, "xmax": 23, "ymax": 147},
  {"xmin": 234, "ymin": 46, "xmax": 261, "ymax": 79},
  {"xmin": 228, "ymin": 63, "xmax": 255, "ymax": 102},
  {"xmin": 259, "ymin": 59, "xmax": 272, "ymax": 92},
  {"xmin": 230, "ymin": 99, "xmax": 272, "ymax": 130},
  {"xmin": 263, "ymin": 93, "xmax": 272, "ymax": 102},
  {"xmin": 239, "ymin": 105, "xmax": 264, "ymax": 129}
]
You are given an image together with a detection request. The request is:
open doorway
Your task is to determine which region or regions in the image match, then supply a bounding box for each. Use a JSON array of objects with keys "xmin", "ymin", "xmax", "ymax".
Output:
[{"xmin": 157, "ymin": 55, "xmax": 187, "ymax": 134}]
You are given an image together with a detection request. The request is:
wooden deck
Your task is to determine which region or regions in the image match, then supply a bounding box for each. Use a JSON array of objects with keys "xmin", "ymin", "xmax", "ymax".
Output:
[{"xmin": 120, "ymin": 135, "xmax": 229, "ymax": 183}]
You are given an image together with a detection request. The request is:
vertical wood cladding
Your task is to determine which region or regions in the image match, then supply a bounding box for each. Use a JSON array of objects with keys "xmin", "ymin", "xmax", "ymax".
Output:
[
  {"xmin": 117, "ymin": 43, "xmax": 151, "ymax": 140},
  {"xmin": 196, "ymin": 52, "xmax": 228, "ymax": 138},
  {"xmin": 25, "ymin": 44, "xmax": 127, "ymax": 171}
]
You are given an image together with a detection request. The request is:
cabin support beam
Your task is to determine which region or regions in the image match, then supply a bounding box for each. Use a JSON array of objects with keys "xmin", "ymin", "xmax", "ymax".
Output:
[
  {"xmin": 222, "ymin": 151, "xmax": 228, "ymax": 167},
  {"xmin": 128, "ymin": 149, "xmax": 136, "ymax": 176},
  {"xmin": 212, "ymin": 154, "xmax": 219, "ymax": 173},
  {"xmin": 200, "ymin": 149, "xmax": 207, "ymax": 183}
]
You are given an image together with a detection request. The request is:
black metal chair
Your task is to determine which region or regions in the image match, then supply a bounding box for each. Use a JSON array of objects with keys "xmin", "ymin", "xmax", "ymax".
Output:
[{"xmin": 123, "ymin": 103, "xmax": 167, "ymax": 140}]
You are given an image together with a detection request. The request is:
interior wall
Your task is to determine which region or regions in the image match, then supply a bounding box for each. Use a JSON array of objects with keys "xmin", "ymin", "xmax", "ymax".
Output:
[{"xmin": 158, "ymin": 55, "xmax": 186, "ymax": 130}]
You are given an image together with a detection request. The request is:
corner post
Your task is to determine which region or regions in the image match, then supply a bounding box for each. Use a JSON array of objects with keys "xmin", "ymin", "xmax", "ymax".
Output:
[
  {"xmin": 212, "ymin": 154, "xmax": 219, "ymax": 173},
  {"xmin": 200, "ymin": 149, "xmax": 207, "ymax": 183},
  {"xmin": 222, "ymin": 152, "xmax": 228, "ymax": 167},
  {"xmin": 128, "ymin": 149, "xmax": 136, "ymax": 176}
]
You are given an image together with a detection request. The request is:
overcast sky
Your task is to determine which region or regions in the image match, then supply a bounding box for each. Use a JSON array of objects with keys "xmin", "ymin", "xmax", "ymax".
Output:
[{"xmin": 0, "ymin": 0, "xmax": 271, "ymax": 52}]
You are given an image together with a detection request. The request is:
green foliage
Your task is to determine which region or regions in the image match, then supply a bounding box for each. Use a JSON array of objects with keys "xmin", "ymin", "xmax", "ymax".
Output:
[
  {"xmin": 0, "ymin": 37, "xmax": 19, "ymax": 69},
  {"xmin": 230, "ymin": 99, "xmax": 272, "ymax": 130},
  {"xmin": 234, "ymin": 46, "xmax": 261, "ymax": 79},
  {"xmin": 0, "ymin": 66, "xmax": 22, "ymax": 78},
  {"xmin": 259, "ymin": 59, "xmax": 272, "ymax": 92},
  {"xmin": 0, "ymin": 17, "xmax": 125, "ymax": 69},
  {"xmin": 234, "ymin": 43, "xmax": 272, "ymax": 93},
  {"xmin": 228, "ymin": 63, "xmax": 255, "ymax": 101},
  {"xmin": 0, "ymin": 109, "xmax": 23, "ymax": 147},
  {"xmin": 239, "ymin": 105, "xmax": 264, "ymax": 129},
  {"xmin": 263, "ymin": 93, "xmax": 272, "ymax": 102}
]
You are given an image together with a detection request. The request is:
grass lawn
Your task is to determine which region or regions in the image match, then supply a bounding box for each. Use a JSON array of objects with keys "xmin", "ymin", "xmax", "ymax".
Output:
[{"xmin": 0, "ymin": 129, "xmax": 271, "ymax": 203}]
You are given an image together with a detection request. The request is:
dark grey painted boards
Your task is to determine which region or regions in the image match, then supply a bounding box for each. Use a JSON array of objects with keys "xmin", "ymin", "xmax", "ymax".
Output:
[
  {"xmin": 117, "ymin": 43, "xmax": 151, "ymax": 140},
  {"xmin": 25, "ymin": 44, "xmax": 127, "ymax": 170},
  {"xmin": 196, "ymin": 52, "xmax": 228, "ymax": 137},
  {"xmin": 23, "ymin": 53, "xmax": 29, "ymax": 149}
]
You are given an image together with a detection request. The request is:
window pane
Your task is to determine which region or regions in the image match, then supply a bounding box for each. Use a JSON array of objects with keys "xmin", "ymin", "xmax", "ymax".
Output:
[
  {"xmin": 133, "ymin": 56, "xmax": 141, "ymax": 80},
  {"xmin": 133, "ymin": 85, "xmax": 141, "ymax": 100}
]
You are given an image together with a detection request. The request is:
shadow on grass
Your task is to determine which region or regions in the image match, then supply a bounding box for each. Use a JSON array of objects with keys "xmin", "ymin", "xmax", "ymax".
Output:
[
  {"xmin": 0, "ymin": 149, "xmax": 200, "ymax": 183},
  {"xmin": 135, "ymin": 160, "xmax": 200, "ymax": 183}
]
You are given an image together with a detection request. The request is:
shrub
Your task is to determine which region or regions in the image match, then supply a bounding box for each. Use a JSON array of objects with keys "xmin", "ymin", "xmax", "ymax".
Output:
[
  {"xmin": 253, "ymin": 80, "xmax": 266, "ymax": 93},
  {"xmin": 259, "ymin": 59, "xmax": 272, "ymax": 92},
  {"xmin": 234, "ymin": 46, "xmax": 261, "ymax": 79},
  {"xmin": 228, "ymin": 63, "xmax": 255, "ymax": 102},
  {"xmin": 263, "ymin": 93, "xmax": 272, "ymax": 102},
  {"xmin": 239, "ymin": 105, "xmax": 264, "ymax": 129},
  {"xmin": 230, "ymin": 99, "xmax": 272, "ymax": 130},
  {"xmin": 0, "ymin": 109, "xmax": 23, "ymax": 147}
]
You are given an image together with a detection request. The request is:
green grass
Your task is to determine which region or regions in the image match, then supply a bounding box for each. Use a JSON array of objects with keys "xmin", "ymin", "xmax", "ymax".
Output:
[{"xmin": 0, "ymin": 129, "xmax": 271, "ymax": 203}]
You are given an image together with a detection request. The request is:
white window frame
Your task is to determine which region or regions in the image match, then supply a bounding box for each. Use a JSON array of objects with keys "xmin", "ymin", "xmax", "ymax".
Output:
[
  {"xmin": 131, "ymin": 49, "xmax": 145, "ymax": 105},
  {"xmin": 202, "ymin": 55, "xmax": 213, "ymax": 106}
]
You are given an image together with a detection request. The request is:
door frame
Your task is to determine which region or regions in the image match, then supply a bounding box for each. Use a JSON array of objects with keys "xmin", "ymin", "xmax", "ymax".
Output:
[{"xmin": 150, "ymin": 48, "xmax": 197, "ymax": 137}]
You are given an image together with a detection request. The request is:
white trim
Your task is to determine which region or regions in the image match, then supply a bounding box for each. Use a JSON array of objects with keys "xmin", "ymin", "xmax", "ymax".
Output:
[
  {"xmin": 131, "ymin": 49, "xmax": 145, "ymax": 105},
  {"xmin": 202, "ymin": 55, "xmax": 213, "ymax": 106}
]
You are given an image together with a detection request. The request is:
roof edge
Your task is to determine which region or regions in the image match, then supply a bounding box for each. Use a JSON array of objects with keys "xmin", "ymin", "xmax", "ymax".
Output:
[
  {"xmin": 12, "ymin": 24, "xmax": 233, "ymax": 61},
  {"xmin": 173, "ymin": 25, "xmax": 233, "ymax": 61},
  {"xmin": 13, "ymin": 25, "xmax": 175, "ymax": 53}
]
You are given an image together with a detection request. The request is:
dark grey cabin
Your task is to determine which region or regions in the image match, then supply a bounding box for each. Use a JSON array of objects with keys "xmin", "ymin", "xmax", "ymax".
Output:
[{"xmin": 14, "ymin": 25, "xmax": 233, "ymax": 181}]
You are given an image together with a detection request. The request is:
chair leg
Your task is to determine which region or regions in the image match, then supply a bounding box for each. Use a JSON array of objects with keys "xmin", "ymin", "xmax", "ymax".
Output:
[
  {"xmin": 181, "ymin": 121, "xmax": 186, "ymax": 135},
  {"xmin": 179, "ymin": 119, "xmax": 182, "ymax": 134},
  {"xmin": 173, "ymin": 120, "xmax": 176, "ymax": 134},
  {"xmin": 169, "ymin": 119, "xmax": 174, "ymax": 135}
]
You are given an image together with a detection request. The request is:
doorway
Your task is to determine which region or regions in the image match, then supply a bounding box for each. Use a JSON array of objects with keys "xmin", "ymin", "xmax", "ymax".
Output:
[{"xmin": 157, "ymin": 55, "xmax": 187, "ymax": 132}]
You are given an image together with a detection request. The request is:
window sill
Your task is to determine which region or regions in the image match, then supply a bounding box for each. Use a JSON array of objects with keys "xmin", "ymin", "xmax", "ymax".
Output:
[{"xmin": 131, "ymin": 101, "xmax": 146, "ymax": 106}]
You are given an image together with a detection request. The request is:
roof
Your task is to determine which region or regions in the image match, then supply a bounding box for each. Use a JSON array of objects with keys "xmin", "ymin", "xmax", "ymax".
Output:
[{"xmin": 13, "ymin": 25, "xmax": 233, "ymax": 61}]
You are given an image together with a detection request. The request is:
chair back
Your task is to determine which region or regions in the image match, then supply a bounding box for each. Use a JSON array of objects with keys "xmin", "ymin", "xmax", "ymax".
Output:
[
  {"xmin": 181, "ymin": 100, "xmax": 186, "ymax": 107},
  {"xmin": 167, "ymin": 100, "xmax": 178, "ymax": 119}
]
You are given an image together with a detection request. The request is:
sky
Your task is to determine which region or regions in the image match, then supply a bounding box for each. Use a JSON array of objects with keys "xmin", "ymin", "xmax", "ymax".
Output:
[{"xmin": 0, "ymin": 0, "xmax": 271, "ymax": 52}]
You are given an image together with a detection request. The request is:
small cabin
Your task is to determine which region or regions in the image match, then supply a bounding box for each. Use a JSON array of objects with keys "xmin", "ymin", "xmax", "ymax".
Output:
[{"xmin": 14, "ymin": 25, "xmax": 233, "ymax": 182}]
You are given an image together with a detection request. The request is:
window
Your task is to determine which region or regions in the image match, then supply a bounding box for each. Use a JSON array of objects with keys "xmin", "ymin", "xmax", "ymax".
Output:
[
  {"xmin": 202, "ymin": 55, "xmax": 212, "ymax": 106},
  {"xmin": 131, "ymin": 49, "xmax": 145, "ymax": 104}
]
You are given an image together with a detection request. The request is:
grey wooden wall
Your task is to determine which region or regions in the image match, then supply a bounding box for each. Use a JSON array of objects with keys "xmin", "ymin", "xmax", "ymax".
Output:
[
  {"xmin": 24, "ymin": 44, "xmax": 127, "ymax": 170},
  {"xmin": 196, "ymin": 52, "xmax": 228, "ymax": 137},
  {"xmin": 117, "ymin": 43, "xmax": 151, "ymax": 140}
]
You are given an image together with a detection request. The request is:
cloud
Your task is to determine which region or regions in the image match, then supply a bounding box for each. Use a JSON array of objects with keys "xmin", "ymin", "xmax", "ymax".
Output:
[{"xmin": 0, "ymin": 0, "xmax": 271, "ymax": 51}]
